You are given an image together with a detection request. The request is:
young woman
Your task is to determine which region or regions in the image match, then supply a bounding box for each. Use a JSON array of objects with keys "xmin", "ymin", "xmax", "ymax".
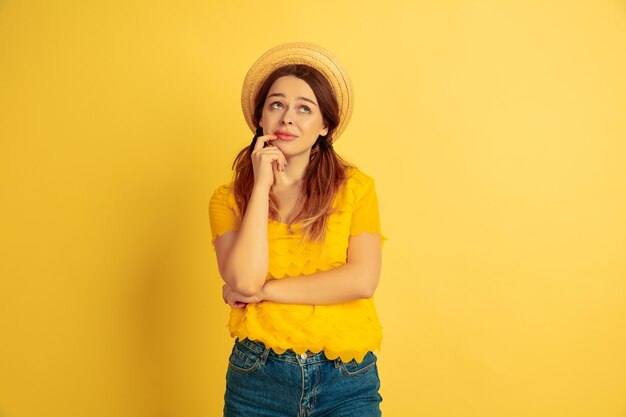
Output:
[{"xmin": 209, "ymin": 42, "xmax": 387, "ymax": 417}]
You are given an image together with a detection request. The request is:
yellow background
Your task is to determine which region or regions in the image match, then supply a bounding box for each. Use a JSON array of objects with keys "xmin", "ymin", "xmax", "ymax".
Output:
[{"xmin": 1, "ymin": 1, "xmax": 625, "ymax": 416}]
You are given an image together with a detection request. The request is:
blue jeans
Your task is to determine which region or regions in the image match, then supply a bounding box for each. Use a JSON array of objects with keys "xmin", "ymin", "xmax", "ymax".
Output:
[{"xmin": 224, "ymin": 337, "xmax": 383, "ymax": 417}]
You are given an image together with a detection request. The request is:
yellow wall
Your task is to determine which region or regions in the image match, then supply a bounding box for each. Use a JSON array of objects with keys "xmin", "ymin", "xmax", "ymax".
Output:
[{"xmin": 1, "ymin": 1, "xmax": 625, "ymax": 416}]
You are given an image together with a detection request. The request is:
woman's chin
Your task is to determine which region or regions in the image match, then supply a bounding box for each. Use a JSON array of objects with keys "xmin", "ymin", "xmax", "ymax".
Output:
[{"xmin": 274, "ymin": 145, "xmax": 312, "ymax": 159}]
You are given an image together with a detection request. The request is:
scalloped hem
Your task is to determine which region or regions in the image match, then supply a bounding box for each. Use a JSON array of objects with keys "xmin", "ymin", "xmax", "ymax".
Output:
[
  {"xmin": 349, "ymin": 230, "xmax": 389, "ymax": 248},
  {"xmin": 231, "ymin": 331, "xmax": 382, "ymax": 364},
  {"xmin": 211, "ymin": 228, "xmax": 239, "ymax": 251}
]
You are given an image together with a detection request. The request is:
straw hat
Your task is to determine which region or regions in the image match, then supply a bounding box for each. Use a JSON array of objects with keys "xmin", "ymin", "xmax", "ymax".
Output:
[{"xmin": 241, "ymin": 42, "xmax": 354, "ymax": 142}]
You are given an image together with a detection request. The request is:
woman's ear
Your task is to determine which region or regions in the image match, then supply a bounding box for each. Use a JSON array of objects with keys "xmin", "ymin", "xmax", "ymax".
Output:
[{"xmin": 320, "ymin": 122, "xmax": 329, "ymax": 137}]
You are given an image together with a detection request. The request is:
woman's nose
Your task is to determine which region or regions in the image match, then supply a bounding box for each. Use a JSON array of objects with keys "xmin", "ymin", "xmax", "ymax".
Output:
[{"xmin": 280, "ymin": 108, "xmax": 294, "ymax": 125}]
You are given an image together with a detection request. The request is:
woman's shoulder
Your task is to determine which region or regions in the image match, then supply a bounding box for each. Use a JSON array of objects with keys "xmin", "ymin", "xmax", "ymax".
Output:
[
  {"xmin": 344, "ymin": 165, "xmax": 376, "ymax": 191},
  {"xmin": 213, "ymin": 180, "xmax": 234, "ymax": 192},
  {"xmin": 210, "ymin": 181, "xmax": 236, "ymax": 205}
]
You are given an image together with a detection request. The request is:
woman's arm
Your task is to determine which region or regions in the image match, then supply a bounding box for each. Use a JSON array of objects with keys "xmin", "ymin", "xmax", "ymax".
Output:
[
  {"xmin": 221, "ymin": 232, "xmax": 382, "ymax": 307},
  {"xmin": 214, "ymin": 134, "xmax": 286, "ymax": 297},
  {"xmin": 257, "ymin": 232, "xmax": 382, "ymax": 305},
  {"xmin": 215, "ymin": 184, "xmax": 270, "ymax": 296}
]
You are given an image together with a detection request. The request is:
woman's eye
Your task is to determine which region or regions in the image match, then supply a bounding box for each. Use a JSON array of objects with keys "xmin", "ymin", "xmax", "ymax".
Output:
[
  {"xmin": 300, "ymin": 106, "xmax": 311, "ymax": 113},
  {"xmin": 270, "ymin": 102, "xmax": 283, "ymax": 109}
]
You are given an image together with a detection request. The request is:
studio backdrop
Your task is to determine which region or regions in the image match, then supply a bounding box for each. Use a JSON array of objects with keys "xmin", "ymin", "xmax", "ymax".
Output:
[{"xmin": 1, "ymin": 1, "xmax": 625, "ymax": 416}]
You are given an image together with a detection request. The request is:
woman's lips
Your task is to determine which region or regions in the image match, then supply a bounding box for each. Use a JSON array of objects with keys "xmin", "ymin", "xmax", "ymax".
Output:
[{"xmin": 274, "ymin": 131, "xmax": 297, "ymax": 140}]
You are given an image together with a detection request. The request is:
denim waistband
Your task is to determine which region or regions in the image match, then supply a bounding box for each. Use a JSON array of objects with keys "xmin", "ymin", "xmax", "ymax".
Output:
[{"xmin": 235, "ymin": 337, "xmax": 342, "ymax": 366}]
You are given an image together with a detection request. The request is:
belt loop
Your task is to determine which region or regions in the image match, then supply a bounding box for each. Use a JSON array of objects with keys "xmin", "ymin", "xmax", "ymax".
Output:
[
  {"xmin": 260, "ymin": 347, "xmax": 271, "ymax": 365},
  {"xmin": 333, "ymin": 358, "xmax": 342, "ymax": 368}
]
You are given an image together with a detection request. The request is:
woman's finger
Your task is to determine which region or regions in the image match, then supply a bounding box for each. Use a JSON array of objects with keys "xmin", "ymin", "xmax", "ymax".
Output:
[
  {"xmin": 260, "ymin": 145, "xmax": 287, "ymax": 172},
  {"xmin": 275, "ymin": 157, "xmax": 287, "ymax": 173},
  {"xmin": 260, "ymin": 149, "xmax": 288, "ymax": 171},
  {"xmin": 254, "ymin": 134, "xmax": 277, "ymax": 151},
  {"xmin": 253, "ymin": 146, "xmax": 282, "ymax": 161}
]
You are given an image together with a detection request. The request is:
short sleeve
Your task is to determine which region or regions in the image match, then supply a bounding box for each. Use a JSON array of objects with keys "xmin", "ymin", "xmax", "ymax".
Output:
[
  {"xmin": 208, "ymin": 184, "xmax": 240, "ymax": 250},
  {"xmin": 349, "ymin": 173, "xmax": 388, "ymax": 247}
]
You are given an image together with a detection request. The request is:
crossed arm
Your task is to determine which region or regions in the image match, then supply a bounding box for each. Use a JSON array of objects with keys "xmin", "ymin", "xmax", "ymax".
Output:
[
  {"xmin": 216, "ymin": 231, "xmax": 382, "ymax": 307},
  {"xmin": 213, "ymin": 178, "xmax": 382, "ymax": 307}
]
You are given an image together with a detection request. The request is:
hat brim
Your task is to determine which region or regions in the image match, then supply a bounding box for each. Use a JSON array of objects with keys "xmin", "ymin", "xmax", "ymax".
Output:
[{"xmin": 241, "ymin": 42, "xmax": 353, "ymax": 143}]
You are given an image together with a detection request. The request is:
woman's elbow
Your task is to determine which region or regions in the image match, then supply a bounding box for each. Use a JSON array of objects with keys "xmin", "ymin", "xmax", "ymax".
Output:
[
  {"xmin": 221, "ymin": 266, "xmax": 265, "ymax": 296},
  {"xmin": 233, "ymin": 279, "xmax": 264, "ymax": 297},
  {"xmin": 361, "ymin": 272, "xmax": 381, "ymax": 298},
  {"xmin": 361, "ymin": 285, "xmax": 376, "ymax": 299}
]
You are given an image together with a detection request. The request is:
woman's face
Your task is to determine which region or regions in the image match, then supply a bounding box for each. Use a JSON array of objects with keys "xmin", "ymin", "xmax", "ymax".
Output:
[{"xmin": 259, "ymin": 75, "xmax": 329, "ymax": 158}]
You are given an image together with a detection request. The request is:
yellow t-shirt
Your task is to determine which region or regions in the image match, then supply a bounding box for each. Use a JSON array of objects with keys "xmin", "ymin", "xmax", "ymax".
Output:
[{"xmin": 208, "ymin": 166, "xmax": 387, "ymax": 363}]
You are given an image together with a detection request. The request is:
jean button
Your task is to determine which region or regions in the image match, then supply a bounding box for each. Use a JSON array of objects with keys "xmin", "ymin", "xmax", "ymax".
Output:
[{"xmin": 300, "ymin": 352, "xmax": 307, "ymax": 359}]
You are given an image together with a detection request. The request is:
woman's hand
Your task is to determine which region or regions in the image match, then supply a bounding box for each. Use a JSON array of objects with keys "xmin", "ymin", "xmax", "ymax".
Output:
[
  {"xmin": 222, "ymin": 283, "xmax": 263, "ymax": 309},
  {"xmin": 251, "ymin": 133, "xmax": 287, "ymax": 190}
]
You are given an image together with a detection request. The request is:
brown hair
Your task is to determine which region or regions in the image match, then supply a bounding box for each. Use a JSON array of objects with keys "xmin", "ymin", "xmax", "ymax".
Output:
[{"xmin": 230, "ymin": 64, "xmax": 354, "ymax": 242}]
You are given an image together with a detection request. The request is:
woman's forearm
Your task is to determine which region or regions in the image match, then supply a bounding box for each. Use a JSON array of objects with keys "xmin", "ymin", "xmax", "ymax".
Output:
[
  {"xmin": 223, "ymin": 184, "xmax": 270, "ymax": 296},
  {"xmin": 258, "ymin": 263, "xmax": 377, "ymax": 305}
]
